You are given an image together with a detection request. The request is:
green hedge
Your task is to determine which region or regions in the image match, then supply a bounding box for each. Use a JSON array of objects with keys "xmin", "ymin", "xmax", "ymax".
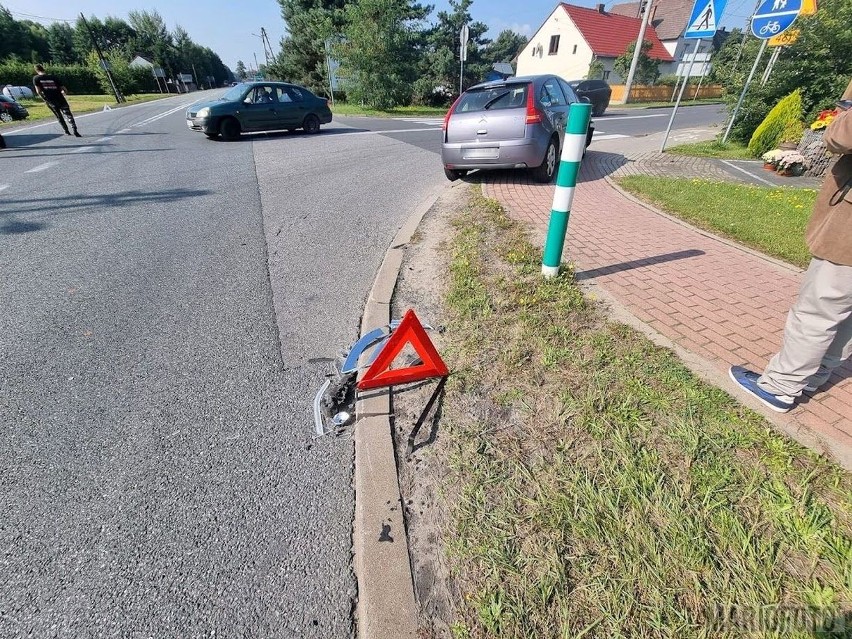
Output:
[
  {"xmin": 747, "ymin": 89, "xmax": 804, "ymax": 157},
  {"xmin": 0, "ymin": 61, "xmax": 101, "ymax": 94}
]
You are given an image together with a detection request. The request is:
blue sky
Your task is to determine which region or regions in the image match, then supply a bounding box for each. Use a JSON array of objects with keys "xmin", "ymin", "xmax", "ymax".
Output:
[{"xmin": 6, "ymin": 0, "xmax": 752, "ymax": 71}]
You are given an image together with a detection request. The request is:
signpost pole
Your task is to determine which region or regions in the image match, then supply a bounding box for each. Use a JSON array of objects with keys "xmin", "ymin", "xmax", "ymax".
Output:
[
  {"xmin": 722, "ymin": 38, "xmax": 767, "ymax": 143},
  {"xmin": 660, "ymin": 39, "xmax": 701, "ymax": 152},
  {"xmin": 459, "ymin": 24, "xmax": 470, "ymax": 96},
  {"xmin": 760, "ymin": 45, "xmax": 781, "ymax": 85},
  {"xmin": 542, "ymin": 103, "xmax": 593, "ymax": 278}
]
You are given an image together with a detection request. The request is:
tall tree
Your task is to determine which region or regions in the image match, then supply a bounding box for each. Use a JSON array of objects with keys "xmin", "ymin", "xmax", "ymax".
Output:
[
  {"xmin": 338, "ymin": 0, "xmax": 430, "ymax": 108},
  {"xmin": 128, "ymin": 10, "xmax": 177, "ymax": 77},
  {"xmin": 418, "ymin": 0, "xmax": 489, "ymax": 98},
  {"xmin": 612, "ymin": 40, "xmax": 660, "ymax": 84},
  {"xmin": 483, "ymin": 29, "xmax": 526, "ymax": 64},
  {"xmin": 47, "ymin": 22, "xmax": 76, "ymax": 64},
  {"xmin": 235, "ymin": 60, "xmax": 247, "ymax": 80},
  {"xmin": 272, "ymin": 0, "xmax": 348, "ymax": 94},
  {"xmin": 0, "ymin": 5, "xmax": 37, "ymax": 61},
  {"xmin": 21, "ymin": 21, "xmax": 50, "ymax": 62}
]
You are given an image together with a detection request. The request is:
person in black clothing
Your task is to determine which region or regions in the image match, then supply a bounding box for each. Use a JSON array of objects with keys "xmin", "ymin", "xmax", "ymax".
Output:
[{"xmin": 33, "ymin": 64, "xmax": 80, "ymax": 137}]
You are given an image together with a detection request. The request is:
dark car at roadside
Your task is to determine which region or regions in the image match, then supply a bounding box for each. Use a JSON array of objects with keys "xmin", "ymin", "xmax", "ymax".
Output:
[
  {"xmin": 186, "ymin": 81, "xmax": 332, "ymax": 140},
  {"xmin": 0, "ymin": 95, "xmax": 29, "ymax": 122},
  {"xmin": 568, "ymin": 79, "xmax": 612, "ymax": 116},
  {"xmin": 441, "ymin": 74, "xmax": 595, "ymax": 183}
]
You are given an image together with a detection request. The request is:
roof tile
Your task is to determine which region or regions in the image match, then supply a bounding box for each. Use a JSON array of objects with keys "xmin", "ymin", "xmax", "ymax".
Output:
[
  {"xmin": 561, "ymin": 3, "xmax": 675, "ymax": 61},
  {"xmin": 609, "ymin": 0, "xmax": 695, "ymax": 41}
]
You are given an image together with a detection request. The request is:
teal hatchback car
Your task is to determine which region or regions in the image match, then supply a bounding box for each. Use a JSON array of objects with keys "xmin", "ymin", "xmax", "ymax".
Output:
[{"xmin": 186, "ymin": 81, "xmax": 332, "ymax": 140}]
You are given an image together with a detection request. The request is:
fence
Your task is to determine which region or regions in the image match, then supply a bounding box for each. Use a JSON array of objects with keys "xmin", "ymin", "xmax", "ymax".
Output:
[{"xmin": 610, "ymin": 84, "xmax": 724, "ymax": 103}]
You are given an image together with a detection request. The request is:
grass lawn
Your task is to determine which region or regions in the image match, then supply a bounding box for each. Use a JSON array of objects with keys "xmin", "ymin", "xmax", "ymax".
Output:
[
  {"xmin": 439, "ymin": 189, "xmax": 851, "ymax": 638},
  {"xmin": 666, "ymin": 139, "xmax": 757, "ymax": 160},
  {"xmin": 617, "ymin": 176, "xmax": 816, "ymax": 268},
  {"xmin": 1, "ymin": 94, "xmax": 166, "ymax": 127},
  {"xmin": 616, "ymin": 98, "xmax": 724, "ymax": 109},
  {"xmin": 330, "ymin": 102, "xmax": 448, "ymax": 118}
]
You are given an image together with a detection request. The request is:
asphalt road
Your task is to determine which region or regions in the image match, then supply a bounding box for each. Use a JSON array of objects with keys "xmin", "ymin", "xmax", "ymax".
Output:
[
  {"xmin": 0, "ymin": 93, "xmax": 444, "ymax": 638},
  {"xmin": 0, "ymin": 94, "xmax": 723, "ymax": 637}
]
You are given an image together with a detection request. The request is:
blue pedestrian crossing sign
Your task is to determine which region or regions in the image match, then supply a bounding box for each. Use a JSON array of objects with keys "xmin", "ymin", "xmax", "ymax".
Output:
[
  {"xmin": 684, "ymin": 0, "xmax": 729, "ymax": 38},
  {"xmin": 751, "ymin": 0, "xmax": 802, "ymax": 38}
]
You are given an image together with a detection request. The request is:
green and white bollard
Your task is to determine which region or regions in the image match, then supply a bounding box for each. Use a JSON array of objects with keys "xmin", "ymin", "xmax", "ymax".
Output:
[{"xmin": 541, "ymin": 102, "xmax": 593, "ymax": 278}]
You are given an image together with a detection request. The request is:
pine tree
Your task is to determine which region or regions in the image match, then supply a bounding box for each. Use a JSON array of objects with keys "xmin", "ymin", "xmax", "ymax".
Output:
[
  {"xmin": 338, "ymin": 0, "xmax": 430, "ymax": 108},
  {"xmin": 272, "ymin": 0, "xmax": 347, "ymax": 94}
]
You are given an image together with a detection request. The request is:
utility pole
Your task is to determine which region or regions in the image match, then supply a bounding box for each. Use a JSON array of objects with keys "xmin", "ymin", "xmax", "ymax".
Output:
[
  {"xmin": 261, "ymin": 27, "xmax": 275, "ymax": 67},
  {"xmin": 79, "ymin": 13, "xmax": 123, "ymax": 103},
  {"xmin": 622, "ymin": 0, "xmax": 654, "ymax": 104}
]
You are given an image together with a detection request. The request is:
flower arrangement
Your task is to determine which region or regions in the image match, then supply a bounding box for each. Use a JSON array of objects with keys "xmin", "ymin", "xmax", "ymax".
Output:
[
  {"xmin": 776, "ymin": 150, "xmax": 807, "ymax": 176},
  {"xmin": 761, "ymin": 149, "xmax": 786, "ymax": 164},
  {"xmin": 810, "ymin": 108, "xmax": 838, "ymax": 131}
]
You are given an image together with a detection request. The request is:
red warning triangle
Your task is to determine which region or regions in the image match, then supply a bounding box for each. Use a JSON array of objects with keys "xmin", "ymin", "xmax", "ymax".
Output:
[{"xmin": 357, "ymin": 309, "xmax": 448, "ymax": 390}]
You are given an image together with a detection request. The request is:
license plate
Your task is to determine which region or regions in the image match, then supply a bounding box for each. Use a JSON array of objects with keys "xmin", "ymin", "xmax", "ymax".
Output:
[
  {"xmin": 462, "ymin": 147, "xmax": 499, "ymax": 160},
  {"xmin": 186, "ymin": 119, "xmax": 194, "ymax": 128}
]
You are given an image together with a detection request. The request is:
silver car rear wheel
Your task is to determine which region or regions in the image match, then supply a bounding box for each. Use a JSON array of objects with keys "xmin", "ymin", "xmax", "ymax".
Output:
[{"xmin": 532, "ymin": 138, "xmax": 558, "ymax": 183}]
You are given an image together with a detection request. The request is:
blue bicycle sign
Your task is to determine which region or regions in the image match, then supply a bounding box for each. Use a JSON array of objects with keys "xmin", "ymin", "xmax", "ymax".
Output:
[{"xmin": 751, "ymin": 0, "xmax": 802, "ymax": 39}]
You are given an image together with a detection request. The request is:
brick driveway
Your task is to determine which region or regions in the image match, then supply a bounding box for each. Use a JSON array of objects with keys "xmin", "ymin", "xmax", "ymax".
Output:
[{"xmin": 481, "ymin": 148, "xmax": 851, "ymax": 468}]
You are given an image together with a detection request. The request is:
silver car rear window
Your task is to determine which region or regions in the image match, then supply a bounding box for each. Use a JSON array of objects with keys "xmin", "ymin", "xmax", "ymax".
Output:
[{"xmin": 454, "ymin": 85, "xmax": 528, "ymax": 113}]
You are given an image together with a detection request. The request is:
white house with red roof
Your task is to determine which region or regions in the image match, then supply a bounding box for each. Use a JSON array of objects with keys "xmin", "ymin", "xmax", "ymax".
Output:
[{"xmin": 515, "ymin": 3, "xmax": 675, "ymax": 83}]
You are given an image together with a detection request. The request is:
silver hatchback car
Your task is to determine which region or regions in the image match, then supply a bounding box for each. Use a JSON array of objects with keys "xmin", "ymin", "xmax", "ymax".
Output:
[{"xmin": 441, "ymin": 75, "xmax": 594, "ymax": 183}]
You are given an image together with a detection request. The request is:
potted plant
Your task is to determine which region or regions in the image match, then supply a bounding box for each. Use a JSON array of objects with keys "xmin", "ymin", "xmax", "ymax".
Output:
[
  {"xmin": 776, "ymin": 151, "xmax": 807, "ymax": 176},
  {"xmin": 761, "ymin": 149, "xmax": 785, "ymax": 170}
]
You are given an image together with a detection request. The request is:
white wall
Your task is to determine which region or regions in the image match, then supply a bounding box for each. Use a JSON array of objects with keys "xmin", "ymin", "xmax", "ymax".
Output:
[{"xmin": 516, "ymin": 7, "xmax": 595, "ymax": 80}]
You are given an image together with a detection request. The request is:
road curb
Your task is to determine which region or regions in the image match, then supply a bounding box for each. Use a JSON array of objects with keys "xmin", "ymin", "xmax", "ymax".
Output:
[{"xmin": 352, "ymin": 181, "xmax": 450, "ymax": 639}]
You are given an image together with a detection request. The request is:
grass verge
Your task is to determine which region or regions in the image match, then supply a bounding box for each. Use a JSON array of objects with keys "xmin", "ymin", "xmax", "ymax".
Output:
[
  {"xmin": 330, "ymin": 102, "xmax": 448, "ymax": 118},
  {"xmin": 666, "ymin": 139, "xmax": 756, "ymax": 160},
  {"xmin": 1, "ymin": 94, "xmax": 166, "ymax": 127},
  {"xmin": 616, "ymin": 176, "xmax": 816, "ymax": 268},
  {"xmin": 439, "ymin": 188, "xmax": 851, "ymax": 638},
  {"xmin": 615, "ymin": 98, "xmax": 724, "ymax": 109}
]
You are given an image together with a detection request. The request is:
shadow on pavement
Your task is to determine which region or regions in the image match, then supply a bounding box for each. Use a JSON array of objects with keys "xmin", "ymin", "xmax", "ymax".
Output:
[
  {"xmin": 798, "ymin": 362, "xmax": 852, "ymax": 402},
  {"xmin": 6, "ymin": 148, "xmax": 175, "ymax": 160},
  {"xmin": 0, "ymin": 188, "xmax": 213, "ymax": 235},
  {"xmin": 0, "ymin": 132, "xmax": 67, "ymax": 148},
  {"xmin": 220, "ymin": 127, "xmax": 372, "ymax": 142},
  {"xmin": 574, "ymin": 249, "xmax": 706, "ymax": 281},
  {"xmin": 460, "ymin": 150, "xmax": 629, "ymax": 186}
]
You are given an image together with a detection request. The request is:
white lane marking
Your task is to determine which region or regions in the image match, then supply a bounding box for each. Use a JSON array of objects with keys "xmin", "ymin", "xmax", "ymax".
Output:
[
  {"xmin": 391, "ymin": 117, "xmax": 444, "ymax": 125},
  {"xmin": 720, "ymin": 160, "xmax": 776, "ymax": 186},
  {"xmin": 592, "ymin": 133, "xmax": 629, "ymax": 140},
  {"xmin": 597, "ymin": 113, "xmax": 669, "ymax": 121},
  {"xmin": 73, "ymin": 146, "xmax": 94, "ymax": 153},
  {"xmin": 118, "ymin": 129, "xmax": 132, "ymax": 133},
  {"xmin": 0, "ymin": 184, "xmax": 9, "ymax": 193},
  {"xmin": 346, "ymin": 127, "xmax": 441, "ymax": 136},
  {"xmin": 97, "ymin": 136, "xmax": 113, "ymax": 142},
  {"xmin": 25, "ymin": 161, "xmax": 60, "ymax": 173},
  {"xmin": 131, "ymin": 101, "xmax": 199, "ymax": 128},
  {"xmin": 0, "ymin": 94, "xmax": 202, "ymax": 135}
]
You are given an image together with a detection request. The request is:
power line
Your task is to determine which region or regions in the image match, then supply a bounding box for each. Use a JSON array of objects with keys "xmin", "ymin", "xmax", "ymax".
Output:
[{"xmin": 6, "ymin": 9, "xmax": 75, "ymax": 23}]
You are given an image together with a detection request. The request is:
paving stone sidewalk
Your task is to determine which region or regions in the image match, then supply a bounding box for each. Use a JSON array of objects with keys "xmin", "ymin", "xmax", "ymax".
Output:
[{"xmin": 480, "ymin": 140, "xmax": 851, "ymax": 469}]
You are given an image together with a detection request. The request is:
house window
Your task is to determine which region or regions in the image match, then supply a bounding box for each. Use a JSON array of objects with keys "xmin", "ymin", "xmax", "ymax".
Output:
[
  {"xmin": 572, "ymin": 44, "xmax": 577, "ymax": 54},
  {"xmin": 548, "ymin": 35, "xmax": 560, "ymax": 55}
]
